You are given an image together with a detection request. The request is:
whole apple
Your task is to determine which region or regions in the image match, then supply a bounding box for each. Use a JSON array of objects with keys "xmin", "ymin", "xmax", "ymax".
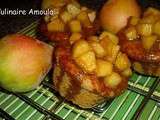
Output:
[{"xmin": 0, "ymin": 34, "xmax": 53, "ymax": 92}]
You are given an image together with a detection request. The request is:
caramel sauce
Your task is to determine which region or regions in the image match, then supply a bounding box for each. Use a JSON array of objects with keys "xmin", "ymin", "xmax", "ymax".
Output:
[
  {"xmin": 55, "ymin": 69, "xmax": 64, "ymax": 91},
  {"xmin": 56, "ymin": 46, "xmax": 82, "ymax": 99},
  {"xmin": 65, "ymin": 76, "xmax": 81, "ymax": 100}
]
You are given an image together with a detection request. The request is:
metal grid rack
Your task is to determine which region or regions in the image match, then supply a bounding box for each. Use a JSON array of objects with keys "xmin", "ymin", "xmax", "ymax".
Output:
[{"xmin": 0, "ymin": 21, "xmax": 160, "ymax": 120}]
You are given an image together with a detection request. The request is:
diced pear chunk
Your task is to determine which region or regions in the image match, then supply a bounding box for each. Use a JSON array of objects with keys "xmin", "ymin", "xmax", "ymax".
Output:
[
  {"xmin": 72, "ymin": 40, "xmax": 91, "ymax": 58},
  {"xmin": 47, "ymin": 18, "xmax": 65, "ymax": 32},
  {"xmin": 96, "ymin": 59, "xmax": 113, "ymax": 77},
  {"xmin": 122, "ymin": 68, "xmax": 132, "ymax": 77},
  {"xmin": 129, "ymin": 17, "xmax": 139, "ymax": 26},
  {"xmin": 104, "ymin": 72, "xmax": 122, "ymax": 88},
  {"xmin": 144, "ymin": 7, "xmax": 160, "ymax": 16},
  {"xmin": 99, "ymin": 31, "xmax": 119, "ymax": 45},
  {"xmin": 75, "ymin": 51, "xmax": 96, "ymax": 73},
  {"xmin": 140, "ymin": 15, "xmax": 157, "ymax": 24},
  {"xmin": 77, "ymin": 11, "xmax": 92, "ymax": 27},
  {"xmin": 136, "ymin": 23, "xmax": 152, "ymax": 36},
  {"xmin": 115, "ymin": 52, "xmax": 131, "ymax": 71},
  {"xmin": 67, "ymin": 3, "xmax": 80, "ymax": 17},
  {"xmin": 142, "ymin": 35, "xmax": 157, "ymax": 50},
  {"xmin": 60, "ymin": 11, "xmax": 72, "ymax": 23},
  {"xmin": 69, "ymin": 20, "xmax": 82, "ymax": 33},
  {"xmin": 88, "ymin": 11, "xmax": 96, "ymax": 23},
  {"xmin": 100, "ymin": 38, "xmax": 120, "ymax": 62},
  {"xmin": 87, "ymin": 36, "xmax": 99, "ymax": 42},
  {"xmin": 125, "ymin": 27, "xmax": 138, "ymax": 40},
  {"xmin": 153, "ymin": 21, "xmax": 160, "ymax": 36},
  {"xmin": 133, "ymin": 62, "xmax": 144, "ymax": 73},
  {"xmin": 70, "ymin": 33, "xmax": 82, "ymax": 44},
  {"xmin": 89, "ymin": 41, "xmax": 106, "ymax": 58}
]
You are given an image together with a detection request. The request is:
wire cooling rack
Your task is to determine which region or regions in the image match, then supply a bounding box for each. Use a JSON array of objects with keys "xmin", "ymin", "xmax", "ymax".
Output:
[{"xmin": 0, "ymin": 21, "xmax": 160, "ymax": 120}]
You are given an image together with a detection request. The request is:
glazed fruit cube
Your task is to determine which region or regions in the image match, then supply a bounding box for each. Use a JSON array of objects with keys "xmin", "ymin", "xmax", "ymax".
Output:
[
  {"xmin": 136, "ymin": 23, "xmax": 152, "ymax": 36},
  {"xmin": 70, "ymin": 33, "xmax": 82, "ymax": 44},
  {"xmin": 153, "ymin": 20, "xmax": 160, "ymax": 36},
  {"xmin": 96, "ymin": 59, "xmax": 113, "ymax": 77},
  {"xmin": 104, "ymin": 72, "xmax": 122, "ymax": 88},
  {"xmin": 89, "ymin": 40, "xmax": 106, "ymax": 58},
  {"xmin": 69, "ymin": 20, "xmax": 82, "ymax": 33},
  {"xmin": 129, "ymin": 16, "xmax": 139, "ymax": 26},
  {"xmin": 75, "ymin": 51, "xmax": 96, "ymax": 73},
  {"xmin": 142, "ymin": 35, "xmax": 157, "ymax": 50},
  {"xmin": 125, "ymin": 26, "xmax": 138, "ymax": 40},
  {"xmin": 77, "ymin": 11, "xmax": 92, "ymax": 27},
  {"xmin": 122, "ymin": 68, "xmax": 132, "ymax": 77},
  {"xmin": 60, "ymin": 11, "xmax": 72, "ymax": 23},
  {"xmin": 67, "ymin": 3, "xmax": 80, "ymax": 17},
  {"xmin": 133, "ymin": 62, "xmax": 144, "ymax": 73},
  {"xmin": 115, "ymin": 52, "xmax": 131, "ymax": 71},
  {"xmin": 100, "ymin": 37, "xmax": 120, "ymax": 62},
  {"xmin": 47, "ymin": 18, "xmax": 65, "ymax": 32},
  {"xmin": 72, "ymin": 40, "xmax": 91, "ymax": 58},
  {"xmin": 99, "ymin": 31, "xmax": 119, "ymax": 45}
]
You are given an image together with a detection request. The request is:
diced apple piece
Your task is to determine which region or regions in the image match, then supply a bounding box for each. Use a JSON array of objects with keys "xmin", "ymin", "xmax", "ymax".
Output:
[
  {"xmin": 122, "ymin": 68, "xmax": 132, "ymax": 77},
  {"xmin": 67, "ymin": 3, "xmax": 80, "ymax": 17},
  {"xmin": 70, "ymin": 33, "xmax": 82, "ymax": 44},
  {"xmin": 69, "ymin": 20, "xmax": 82, "ymax": 33},
  {"xmin": 75, "ymin": 51, "xmax": 96, "ymax": 73},
  {"xmin": 81, "ymin": 6, "xmax": 88, "ymax": 11},
  {"xmin": 129, "ymin": 16, "xmax": 139, "ymax": 25},
  {"xmin": 142, "ymin": 35, "xmax": 157, "ymax": 50},
  {"xmin": 115, "ymin": 52, "xmax": 131, "ymax": 71},
  {"xmin": 72, "ymin": 40, "xmax": 91, "ymax": 58},
  {"xmin": 96, "ymin": 59, "xmax": 113, "ymax": 77},
  {"xmin": 72, "ymin": 0, "xmax": 81, "ymax": 9},
  {"xmin": 125, "ymin": 26, "xmax": 138, "ymax": 40},
  {"xmin": 100, "ymin": 38, "xmax": 120, "ymax": 62},
  {"xmin": 47, "ymin": 18, "xmax": 65, "ymax": 32},
  {"xmin": 133, "ymin": 62, "xmax": 144, "ymax": 73},
  {"xmin": 144, "ymin": 7, "xmax": 160, "ymax": 16},
  {"xmin": 77, "ymin": 11, "xmax": 92, "ymax": 27},
  {"xmin": 87, "ymin": 36, "xmax": 99, "ymax": 42},
  {"xmin": 139, "ymin": 15, "xmax": 157, "ymax": 24},
  {"xmin": 42, "ymin": 0, "xmax": 66, "ymax": 9},
  {"xmin": 104, "ymin": 72, "xmax": 122, "ymax": 88},
  {"xmin": 136, "ymin": 23, "xmax": 152, "ymax": 36},
  {"xmin": 88, "ymin": 11, "xmax": 96, "ymax": 23},
  {"xmin": 153, "ymin": 20, "xmax": 160, "ymax": 36},
  {"xmin": 89, "ymin": 40, "xmax": 106, "ymax": 58},
  {"xmin": 60, "ymin": 11, "xmax": 72, "ymax": 23},
  {"xmin": 99, "ymin": 31, "xmax": 119, "ymax": 45}
]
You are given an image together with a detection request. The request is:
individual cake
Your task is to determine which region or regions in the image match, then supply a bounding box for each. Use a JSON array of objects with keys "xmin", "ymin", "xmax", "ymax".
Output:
[
  {"xmin": 53, "ymin": 31, "xmax": 132, "ymax": 108},
  {"xmin": 40, "ymin": 0, "xmax": 99, "ymax": 43},
  {"xmin": 118, "ymin": 7, "xmax": 160, "ymax": 76}
]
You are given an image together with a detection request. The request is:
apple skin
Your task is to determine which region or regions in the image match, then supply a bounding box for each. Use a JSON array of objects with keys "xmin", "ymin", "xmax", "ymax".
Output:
[
  {"xmin": 0, "ymin": 34, "xmax": 53, "ymax": 92},
  {"xmin": 100, "ymin": 0, "xmax": 141, "ymax": 33}
]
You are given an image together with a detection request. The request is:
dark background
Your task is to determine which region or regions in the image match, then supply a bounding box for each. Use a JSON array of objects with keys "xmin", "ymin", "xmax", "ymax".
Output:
[
  {"xmin": 0, "ymin": 0, "xmax": 160, "ymax": 38},
  {"xmin": 0, "ymin": 0, "xmax": 42, "ymax": 37}
]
